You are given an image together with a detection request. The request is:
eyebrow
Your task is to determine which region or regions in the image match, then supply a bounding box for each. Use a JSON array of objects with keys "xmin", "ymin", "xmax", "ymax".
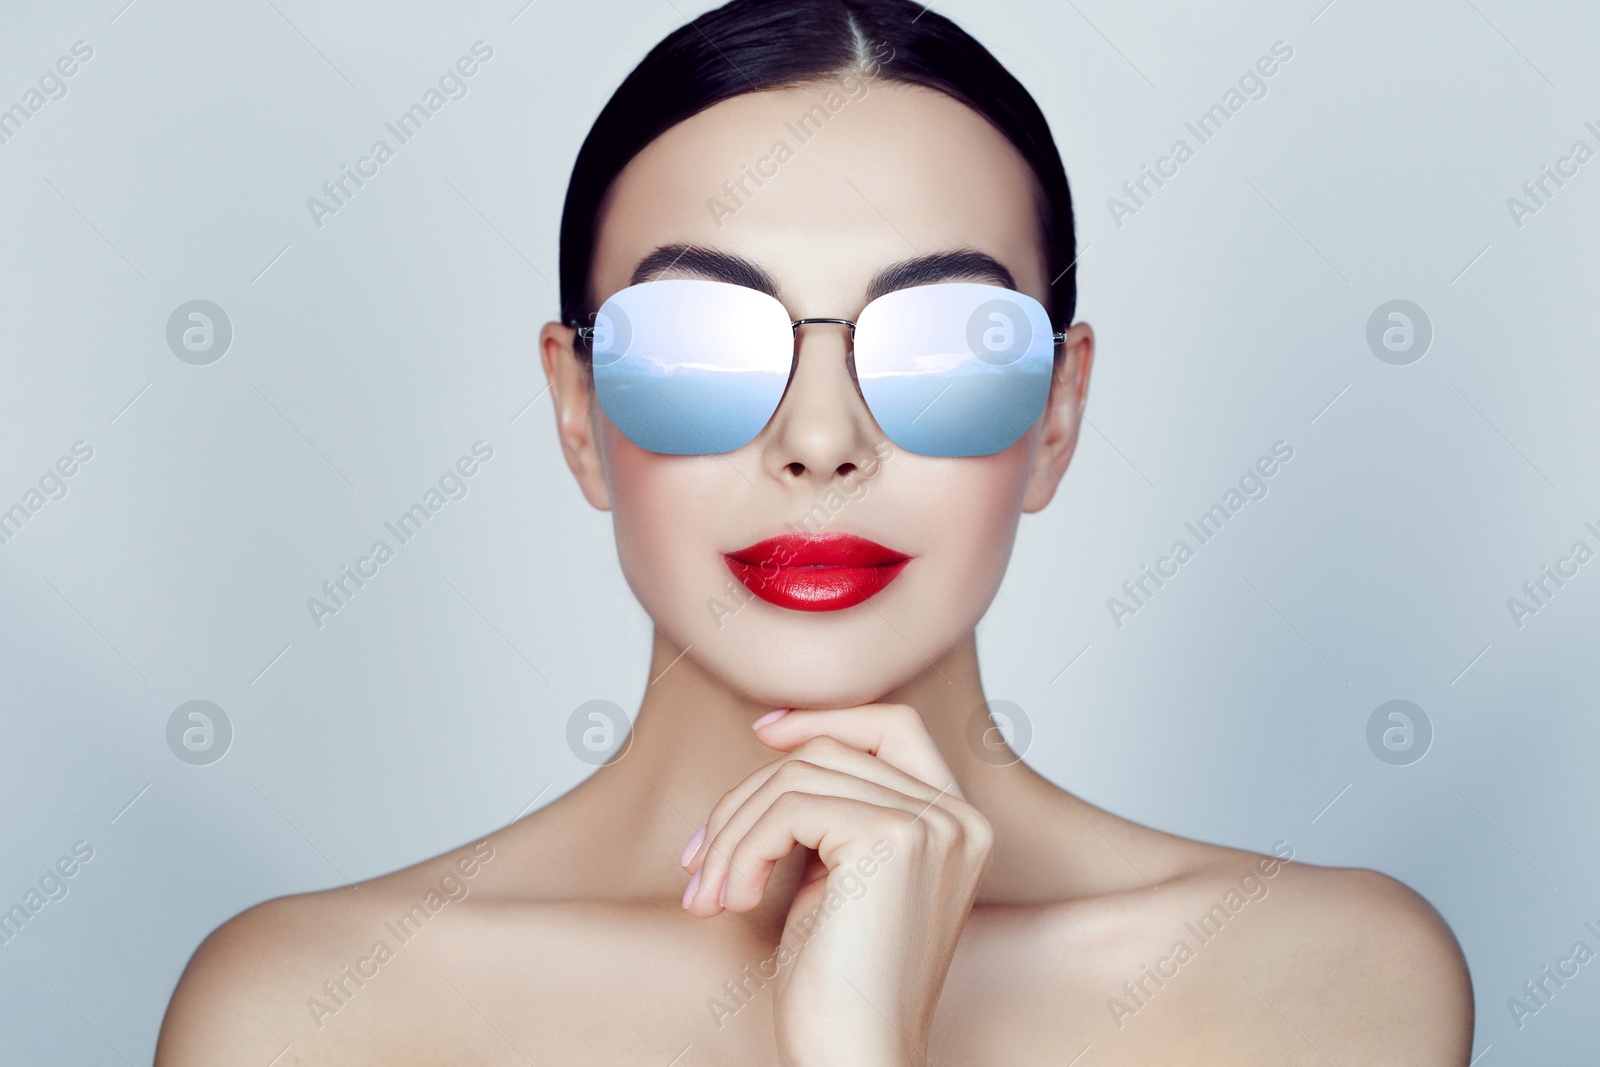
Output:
[
  {"xmin": 865, "ymin": 250, "xmax": 1015, "ymax": 301},
  {"xmin": 628, "ymin": 243, "xmax": 1017, "ymax": 306},
  {"xmin": 631, "ymin": 244, "xmax": 777, "ymax": 293}
]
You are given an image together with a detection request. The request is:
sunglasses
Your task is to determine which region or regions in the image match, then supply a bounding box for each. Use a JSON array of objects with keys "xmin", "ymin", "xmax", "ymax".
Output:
[{"xmin": 571, "ymin": 278, "xmax": 1062, "ymax": 458}]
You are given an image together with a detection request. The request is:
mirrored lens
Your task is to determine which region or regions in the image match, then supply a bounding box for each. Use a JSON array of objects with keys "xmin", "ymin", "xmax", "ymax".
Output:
[
  {"xmin": 853, "ymin": 282, "xmax": 1055, "ymax": 457},
  {"xmin": 591, "ymin": 279, "xmax": 795, "ymax": 455}
]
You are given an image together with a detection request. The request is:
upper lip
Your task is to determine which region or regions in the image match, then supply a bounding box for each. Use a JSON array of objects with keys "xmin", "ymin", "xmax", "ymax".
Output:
[{"xmin": 725, "ymin": 532, "xmax": 910, "ymax": 568}]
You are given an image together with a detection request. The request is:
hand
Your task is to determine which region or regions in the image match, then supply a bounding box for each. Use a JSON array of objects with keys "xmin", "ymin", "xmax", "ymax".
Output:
[{"xmin": 680, "ymin": 704, "xmax": 994, "ymax": 1066}]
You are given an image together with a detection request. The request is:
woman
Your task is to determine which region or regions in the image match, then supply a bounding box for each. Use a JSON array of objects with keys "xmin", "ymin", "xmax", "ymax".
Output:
[{"xmin": 156, "ymin": 1, "xmax": 1473, "ymax": 1062}]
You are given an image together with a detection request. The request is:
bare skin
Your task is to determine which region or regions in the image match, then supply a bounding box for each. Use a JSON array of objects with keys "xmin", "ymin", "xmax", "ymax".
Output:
[{"xmin": 156, "ymin": 79, "xmax": 1473, "ymax": 1066}]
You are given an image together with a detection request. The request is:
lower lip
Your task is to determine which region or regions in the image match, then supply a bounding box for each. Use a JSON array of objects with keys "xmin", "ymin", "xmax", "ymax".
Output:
[{"xmin": 723, "ymin": 556, "xmax": 911, "ymax": 611}]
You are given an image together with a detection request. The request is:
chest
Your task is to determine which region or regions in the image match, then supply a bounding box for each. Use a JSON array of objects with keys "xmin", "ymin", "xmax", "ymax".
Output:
[{"xmin": 355, "ymin": 902, "xmax": 1266, "ymax": 1066}]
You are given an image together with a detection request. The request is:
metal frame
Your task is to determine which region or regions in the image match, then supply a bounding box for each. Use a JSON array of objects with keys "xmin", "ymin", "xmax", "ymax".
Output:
[{"xmin": 572, "ymin": 303, "xmax": 1067, "ymax": 349}]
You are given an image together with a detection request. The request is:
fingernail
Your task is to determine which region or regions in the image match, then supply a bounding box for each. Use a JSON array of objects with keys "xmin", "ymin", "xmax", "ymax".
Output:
[
  {"xmin": 681, "ymin": 869, "xmax": 701, "ymax": 909},
  {"xmin": 751, "ymin": 708, "xmax": 791, "ymax": 729},
  {"xmin": 680, "ymin": 824, "xmax": 706, "ymax": 868}
]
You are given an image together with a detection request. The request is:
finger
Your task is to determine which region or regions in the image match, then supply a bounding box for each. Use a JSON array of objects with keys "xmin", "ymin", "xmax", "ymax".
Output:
[
  {"xmin": 718, "ymin": 793, "xmax": 946, "ymax": 915},
  {"xmin": 753, "ymin": 704, "xmax": 961, "ymax": 797},
  {"xmin": 683, "ymin": 736, "xmax": 948, "ymax": 874},
  {"xmin": 686, "ymin": 764, "xmax": 935, "ymax": 916},
  {"xmin": 688, "ymin": 762, "xmax": 929, "ymax": 914}
]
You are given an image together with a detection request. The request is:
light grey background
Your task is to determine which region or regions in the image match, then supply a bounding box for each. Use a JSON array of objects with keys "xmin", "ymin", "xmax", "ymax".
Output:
[{"xmin": 1, "ymin": 0, "xmax": 1596, "ymax": 1062}]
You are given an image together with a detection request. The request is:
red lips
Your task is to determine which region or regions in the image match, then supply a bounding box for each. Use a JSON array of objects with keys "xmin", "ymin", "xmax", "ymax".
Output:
[{"xmin": 724, "ymin": 532, "xmax": 911, "ymax": 611}]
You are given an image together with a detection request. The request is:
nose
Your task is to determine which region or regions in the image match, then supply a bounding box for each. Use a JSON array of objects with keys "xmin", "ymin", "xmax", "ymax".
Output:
[{"xmin": 761, "ymin": 321, "xmax": 880, "ymax": 482}]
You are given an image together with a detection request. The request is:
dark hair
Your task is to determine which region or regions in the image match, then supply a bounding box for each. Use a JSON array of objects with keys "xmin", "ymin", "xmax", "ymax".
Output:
[{"xmin": 558, "ymin": 0, "xmax": 1077, "ymax": 334}]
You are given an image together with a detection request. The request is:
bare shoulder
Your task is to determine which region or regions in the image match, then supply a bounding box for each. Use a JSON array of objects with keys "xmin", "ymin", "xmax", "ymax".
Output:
[
  {"xmin": 1003, "ymin": 787, "xmax": 1472, "ymax": 1063},
  {"xmin": 1211, "ymin": 851, "xmax": 1475, "ymax": 1061},
  {"xmin": 1074, "ymin": 821, "xmax": 1473, "ymax": 1064},
  {"xmin": 154, "ymin": 837, "xmax": 501, "ymax": 1067},
  {"xmin": 154, "ymin": 886, "xmax": 360, "ymax": 1066}
]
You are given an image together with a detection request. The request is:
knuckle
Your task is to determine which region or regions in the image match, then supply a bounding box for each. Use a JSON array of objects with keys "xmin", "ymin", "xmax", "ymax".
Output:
[
  {"xmin": 887, "ymin": 704, "xmax": 922, "ymax": 729},
  {"xmin": 887, "ymin": 814, "xmax": 933, "ymax": 852},
  {"xmin": 922, "ymin": 807, "xmax": 961, "ymax": 841},
  {"xmin": 813, "ymin": 735, "xmax": 849, "ymax": 757},
  {"xmin": 950, "ymin": 799, "xmax": 987, "ymax": 831},
  {"xmin": 706, "ymin": 795, "xmax": 740, "ymax": 832},
  {"xmin": 775, "ymin": 758, "xmax": 817, "ymax": 785},
  {"xmin": 795, "ymin": 736, "xmax": 844, "ymax": 761},
  {"xmin": 889, "ymin": 705, "xmax": 931, "ymax": 739},
  {"xmin": 964, "ymin": 814, "xmax": 996, "ymax": 856},
  {"xmin": 699, "ymin": 831, "xmax": 729, "ymax": 874}
]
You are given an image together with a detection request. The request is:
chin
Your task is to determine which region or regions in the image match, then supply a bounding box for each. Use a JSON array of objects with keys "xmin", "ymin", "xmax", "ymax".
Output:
[
  {"xmin": 711, "ymin": 654, "xmax": 915, "ymax": 710},
  {"xmin": 676, "ymin": 605, "xmax": 961, "ymax": 708}
]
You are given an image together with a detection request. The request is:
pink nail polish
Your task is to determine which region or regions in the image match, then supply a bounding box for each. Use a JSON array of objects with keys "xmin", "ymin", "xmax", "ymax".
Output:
[
  {"xmin": 751, "ymin": 707, "xmax": 791, "ymax": 729},
  {"xmin": 680, "ymin": 824, "xmax": 706, "ymax": 868},
  {"xmin": 681, "ymin": 869, "xmax": 701, "ymax": 909}
]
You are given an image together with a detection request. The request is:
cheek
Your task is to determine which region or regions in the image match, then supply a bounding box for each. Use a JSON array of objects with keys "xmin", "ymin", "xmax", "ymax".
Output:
[
  {"xmin": 922, "ymin": 448, "xmax": 1031, "ymax": 602},
  {"xmin": 603, "ymin": 431, "xmax": 731, "ymax": 620},
  {"xmin": 597, "ymin": 416, "xmax": 1035, "ymax": 704}
]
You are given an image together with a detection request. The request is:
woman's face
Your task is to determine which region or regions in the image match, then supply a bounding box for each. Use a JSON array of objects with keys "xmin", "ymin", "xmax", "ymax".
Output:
[{"xmin": 544, "ymin": 79, "xmax": 1093, "ymax": 709}]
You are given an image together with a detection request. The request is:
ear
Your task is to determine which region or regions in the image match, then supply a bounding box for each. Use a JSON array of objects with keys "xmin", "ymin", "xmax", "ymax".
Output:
[
  {"xmin": 1021, "ymin": 321, "xmax": 1094, "ymax": 514},
  {"xmin": 539, "ymin": 320, "xmax": 612, "ymax": 511}
]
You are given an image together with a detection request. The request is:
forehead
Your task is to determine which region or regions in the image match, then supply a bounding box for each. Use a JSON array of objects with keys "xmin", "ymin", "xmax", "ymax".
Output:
[{"xmin": 590, "ymin": 80, "xmax": 1048, "ymax": 318}]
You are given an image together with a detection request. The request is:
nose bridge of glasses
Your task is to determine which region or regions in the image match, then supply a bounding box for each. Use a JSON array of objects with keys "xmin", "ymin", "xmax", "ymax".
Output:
[
  {"xmin": 788, "ymin": 316, "xmax": 861, "ymax": 388},
  {"xmin": 790, "ymin": 316, "xmax": 857, "ymax": 340},
  {"xmin": 784, "ymin": 315, "xmax": 870, "ymax": 412}
]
